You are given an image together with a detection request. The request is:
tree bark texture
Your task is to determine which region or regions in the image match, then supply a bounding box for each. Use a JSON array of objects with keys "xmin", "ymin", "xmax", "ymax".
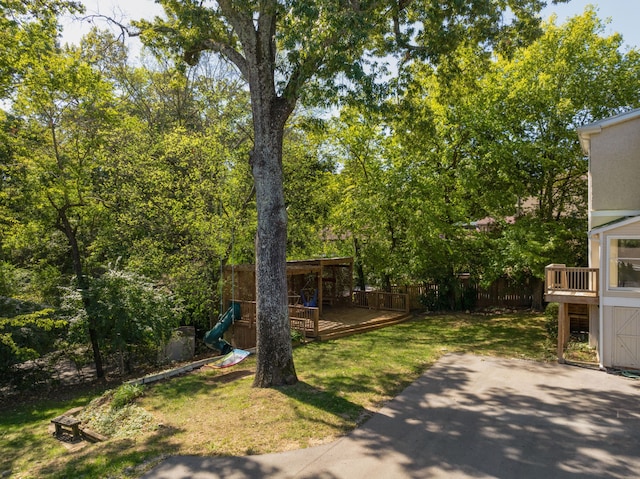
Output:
[
  {"xmin": 250, "ymin": 117, "xmax": 297, "ymax": 387},
  {"xmin": 215, "ymin": 0, "xmax": 299, "ymax": 387}
]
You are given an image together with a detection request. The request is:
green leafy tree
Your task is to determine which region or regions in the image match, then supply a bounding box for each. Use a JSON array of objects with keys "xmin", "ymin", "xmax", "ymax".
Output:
[
  {"xmin": 0, "ymin": 0, "xmax": 82, "ymax": 98},
  {"xmin": 61, "ymin": 265, "xmax": 181, "ymax": 375},
  {"xmin": 326, "ymin": 106, "xmax": 399, "ymax": 289},
  {"xmin": 283, "ymin": 116, "xmax": 337, "ymax": 259},
  {"xmin": 465, "ymin": 9, "xmax": 640, "ymax": 281},
  {"xmin": 133, "ymin": 0, "xmax": 554, "ymax": 387},
  {"xmin": 5, "ymin": 47, "xmax": 120, "ymax": 377},
  {"xmin": 94, "ymin": 58, "xmax": 256, "ymax": 329}
]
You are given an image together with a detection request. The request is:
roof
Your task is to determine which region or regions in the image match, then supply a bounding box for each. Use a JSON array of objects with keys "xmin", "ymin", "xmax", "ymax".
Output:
[
  {"xmin": 589, "ymin": 215, "xmax": 640, "ymax": 236},
  {"xmin": 577, "ymin": 108, "xmax": 640, "ymax": 154}
]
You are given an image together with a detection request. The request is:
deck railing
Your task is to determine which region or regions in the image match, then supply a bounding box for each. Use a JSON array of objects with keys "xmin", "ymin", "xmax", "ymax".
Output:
[
  {"xmin": 288, "ymin": 305, "xmax": 320, "ymax": 338},
  {"xmin": 231, "ymin": 300, "xmax": 319, "ymax": 338},
  {"xmin": 352, "ymin": 291, "xmax": 410, "ymax": 313},
  {"xmin": 545, "ymin": 264, "xmax": 599, "ymax": 296}
]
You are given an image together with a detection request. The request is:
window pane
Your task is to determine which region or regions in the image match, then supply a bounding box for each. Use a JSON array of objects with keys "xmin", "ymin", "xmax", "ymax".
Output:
[{"xmin": 614, "ymin": 239, "xmax": 640, "ymax": 288}]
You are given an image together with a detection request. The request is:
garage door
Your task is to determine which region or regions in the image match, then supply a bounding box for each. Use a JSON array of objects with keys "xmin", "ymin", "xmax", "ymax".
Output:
[{"xmin": 614, "ymin": 307, "xmax": 640, "ymax": 369}]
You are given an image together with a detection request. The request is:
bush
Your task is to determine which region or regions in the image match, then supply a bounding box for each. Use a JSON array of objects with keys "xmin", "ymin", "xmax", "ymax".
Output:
[
  {"xmin": 544, "ymin": 302, "xmax": 559, "ymax": 340},
  {"xmin": 0, "ymin": 309, "xmax": 67, "ymax": 383},
  {"xmin": 290, "ymin": 329, "xmax": 305, "ymax": 344},
  {"xmin": 111, "ymin": 383, "xmax": 145, "ymax": 410}
]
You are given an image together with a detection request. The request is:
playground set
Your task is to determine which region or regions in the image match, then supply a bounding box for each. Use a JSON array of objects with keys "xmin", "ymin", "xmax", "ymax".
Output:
[{"xmin": 205, "ymin": 256, "xmax": 411, "ymax": 352}]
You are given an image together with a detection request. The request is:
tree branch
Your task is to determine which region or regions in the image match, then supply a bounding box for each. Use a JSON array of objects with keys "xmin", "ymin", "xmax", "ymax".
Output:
[
  {"xmin": 201, "ymin": 39, "xmax": 249, "ymax": 79},
  {"xmin": 79, "ymin": 14, "xmax": 137, "ymax": 42},
  {"xmin": 217, "ymin": 0, "xmax": 256, "ymax": 52}
]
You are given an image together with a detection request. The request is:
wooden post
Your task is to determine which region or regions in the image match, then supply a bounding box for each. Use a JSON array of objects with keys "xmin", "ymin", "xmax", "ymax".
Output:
[
  {"xmin": 317, "ymin": 265, "xmax": 323, "ymax": 316},
  {"xmin": 557, "ymin": 303, "xmax": 570, "ymax": 363}
]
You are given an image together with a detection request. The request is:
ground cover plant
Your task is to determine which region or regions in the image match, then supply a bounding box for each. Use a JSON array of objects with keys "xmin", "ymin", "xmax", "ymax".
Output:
[{"xmin": 1, "ymin": 311, "xmax": 569, "ymax": 478}]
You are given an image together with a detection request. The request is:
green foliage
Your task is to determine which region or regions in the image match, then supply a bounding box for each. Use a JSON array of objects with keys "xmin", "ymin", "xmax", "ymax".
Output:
[
  {"xmin": 544, "ymin": 302, "xmax": 559, "ymax": 340},
  {"xmin": 61, "ymin": 265, "xmax": 181, "ymax": 374},
  {"xmin": 0, "ymin": 308, "xmax": 67, "ymax": 381},
  {"xmin": 290, "ymin": 329, "xmax": 305, "ymax": 344},
  {"xmin": 283, "ymin": 116, "xmax": 337, "ymax": 258},
  {"xmin": 0, "ymin": 0, "xmax": 83, "ymax": 98},
  {"xmin": 111, "ymin": 383, "xmax": 145, "ymax": 410}
]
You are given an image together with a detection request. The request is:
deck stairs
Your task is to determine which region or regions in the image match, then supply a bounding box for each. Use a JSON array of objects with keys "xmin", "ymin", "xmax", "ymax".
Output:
[{"xmin": 315, "ymin": 312, "xmax": 413, "ymax": 341}]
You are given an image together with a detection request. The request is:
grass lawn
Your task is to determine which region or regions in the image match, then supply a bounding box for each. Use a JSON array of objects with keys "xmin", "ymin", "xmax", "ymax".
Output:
[{"xmin": 1, "ymin": 311, "xmax": 568, "ymax": 478}]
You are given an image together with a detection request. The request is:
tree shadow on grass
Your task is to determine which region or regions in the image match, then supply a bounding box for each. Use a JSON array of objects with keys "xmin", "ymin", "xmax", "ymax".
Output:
[
  {"xmin": 36, "ymin": 424, "xmax": 189, "ymax": 479},
  {"xmin": 141, "ymin": 354, "xmax": 640, "ymax": 479},
  {"xmin": 278, "ymin": 380, "xmax": 371, "ymax": 426},
  {"xmin": 144, "ymin": 366, "xmax": 255, "ymax": 400}
]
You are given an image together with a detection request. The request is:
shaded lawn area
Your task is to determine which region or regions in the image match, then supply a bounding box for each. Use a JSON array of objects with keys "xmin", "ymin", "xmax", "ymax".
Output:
[{"xmin": 1, "ymin": 311, "xmax": 556, "ymax": 478}]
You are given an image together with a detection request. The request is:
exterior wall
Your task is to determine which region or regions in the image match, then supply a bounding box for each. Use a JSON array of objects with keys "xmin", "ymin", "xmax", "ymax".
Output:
[
  {"xmin": 589, "ymin": 116, "xmax": 640, "ymax": 230},
  {"xmin": 596, "ymin": 221, "xmax": 640, "ymax": 368},
  {"xmin": 600, "ymin": 305, "xmax": 640, "ymax": 369},
  {"xmin": 582, "ymin": 110, "xmax": 640, "ymax": 368}
]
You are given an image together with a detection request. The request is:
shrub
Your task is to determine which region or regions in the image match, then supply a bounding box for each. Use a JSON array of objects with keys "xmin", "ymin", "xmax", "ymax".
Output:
[
  {"xmin": 290, "ymin": 329, "xmax": 305, "ymax": 344},
  {"xmin": 0, "ymin": 309, "xmax": 67, "ymax": 384},
  {"xmin": 544, "ymin": 302, "xmax": 559, "ymax": 340},
  {"xmin": 111, "ymin": 383, "xmax": 145, "ymax": 410}
]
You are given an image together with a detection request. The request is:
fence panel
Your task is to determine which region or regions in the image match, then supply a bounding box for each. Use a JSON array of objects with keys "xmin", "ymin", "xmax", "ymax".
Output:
[
  {"xmin": 392, "ymin": 277, "xmax": 544, "ymax": 311},
  {"xmin": 353, "ymin": 291, "xmax": 409, "ymax": 312}
]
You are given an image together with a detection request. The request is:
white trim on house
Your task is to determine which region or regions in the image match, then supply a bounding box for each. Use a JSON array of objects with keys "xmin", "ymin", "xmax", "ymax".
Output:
[
  {"xmin": 601, "ymin": 296, "xmax": 640, "ymax": 307},
  {"xmin": 590, "ymin": 215, "xmax": 640, "ymax": 236},
  {"xmin": 605, "ymin": 234, "xmax": 640, "ymax": 293},
  {"xmin": 591, "ymin": 210, "xmax": 640, "ymax": 217}
]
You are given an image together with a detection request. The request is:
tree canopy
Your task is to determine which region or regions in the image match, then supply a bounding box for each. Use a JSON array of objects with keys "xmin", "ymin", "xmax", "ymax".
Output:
[
  {"xmin": 2, "ymin": 1, "xmax": 640, "ymax": 388},
  {"xmin": 131, "ymin": 0, "xmax": 562, "ymax": 387}
]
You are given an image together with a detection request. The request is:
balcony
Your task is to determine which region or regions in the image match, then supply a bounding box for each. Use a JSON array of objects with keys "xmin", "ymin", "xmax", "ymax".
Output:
[{"xmin": 544, "ymin": 264, "xmax": 599, "ymax": 304}]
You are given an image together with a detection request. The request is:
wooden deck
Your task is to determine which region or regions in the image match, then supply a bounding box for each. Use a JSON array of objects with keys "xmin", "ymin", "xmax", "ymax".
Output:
[
  {"xmin": 229, "ymin": 302, "xmax": 412, "ymax": 348},
  {"xmin": 544, "ymin": 264, "xmax": 599, "ymax": 305},
  {"xmin": 314, "ymin": 306, "xmax": 412, "ymax": 341}
]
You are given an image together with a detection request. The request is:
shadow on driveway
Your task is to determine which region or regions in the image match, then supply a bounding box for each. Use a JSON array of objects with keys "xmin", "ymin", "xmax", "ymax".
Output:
[{"xmin": 142, "ymin": 354, "xmax": 640, "ymax": 479}]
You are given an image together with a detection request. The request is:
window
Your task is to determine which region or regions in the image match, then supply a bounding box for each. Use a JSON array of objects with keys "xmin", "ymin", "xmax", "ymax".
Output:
[{"xmin": 609, "ymin": 237, "xmax": 640, "ymax": 289}]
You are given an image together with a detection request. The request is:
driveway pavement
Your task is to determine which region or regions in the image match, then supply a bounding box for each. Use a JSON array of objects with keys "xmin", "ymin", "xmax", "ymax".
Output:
[{"xmin": 141, "ymin": 354, "xmax": 640, "ymax": 479}]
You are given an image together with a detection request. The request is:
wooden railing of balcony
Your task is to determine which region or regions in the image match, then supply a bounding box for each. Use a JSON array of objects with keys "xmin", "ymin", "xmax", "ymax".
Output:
[{"xmin": 545, "ymin": 264, "xmax": 599, "ymax": 296}]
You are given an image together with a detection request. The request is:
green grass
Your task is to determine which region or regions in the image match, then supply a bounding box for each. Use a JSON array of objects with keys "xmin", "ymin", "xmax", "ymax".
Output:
[{"xmin": 0, "ymin": 311, "xmax": 558, "ymax": 478}]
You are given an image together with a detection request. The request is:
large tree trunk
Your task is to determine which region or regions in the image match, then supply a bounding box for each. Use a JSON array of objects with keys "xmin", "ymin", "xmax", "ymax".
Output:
[
  {"xmin": 217, "ymin": 1, "xmax": 298, "ymax": 387},
  {"xmin": 250, "ymin": 114, "xmax": 297, "ymax": 387}
]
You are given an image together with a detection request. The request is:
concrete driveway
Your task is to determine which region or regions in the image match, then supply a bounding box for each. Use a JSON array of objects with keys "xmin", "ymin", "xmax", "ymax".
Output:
[{"xmin": 141, "ymin": 354, "xmax": 640, "ymax": 479}]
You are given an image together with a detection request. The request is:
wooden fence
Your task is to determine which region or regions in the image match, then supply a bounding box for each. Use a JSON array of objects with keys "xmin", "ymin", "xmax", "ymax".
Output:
[
  {"xmin": 390, "ymin": 284, "xmax": 438, "ymax": 310},
  {"xmin": 352, "ymin": 291, "xmax": 410, "ymax": 313},
  {"xmin": 391, "ymin": 276, "xmax": 545, "ymax": 311}
]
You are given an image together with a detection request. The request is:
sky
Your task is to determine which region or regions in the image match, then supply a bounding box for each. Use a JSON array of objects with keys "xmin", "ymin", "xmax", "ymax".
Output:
[
  {"xmin": 542, "ymin": 0, "xmax": 640, "ymax": 49},
  {"xmin": 61, "ymin": 0, "xmax": 640, "ymax": 58}
]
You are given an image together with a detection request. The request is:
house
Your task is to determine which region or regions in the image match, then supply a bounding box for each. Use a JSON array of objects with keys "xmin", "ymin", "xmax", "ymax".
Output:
[{"xmin": 546, "ymin": 108, "xmax": 640, "ymax": 370}]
